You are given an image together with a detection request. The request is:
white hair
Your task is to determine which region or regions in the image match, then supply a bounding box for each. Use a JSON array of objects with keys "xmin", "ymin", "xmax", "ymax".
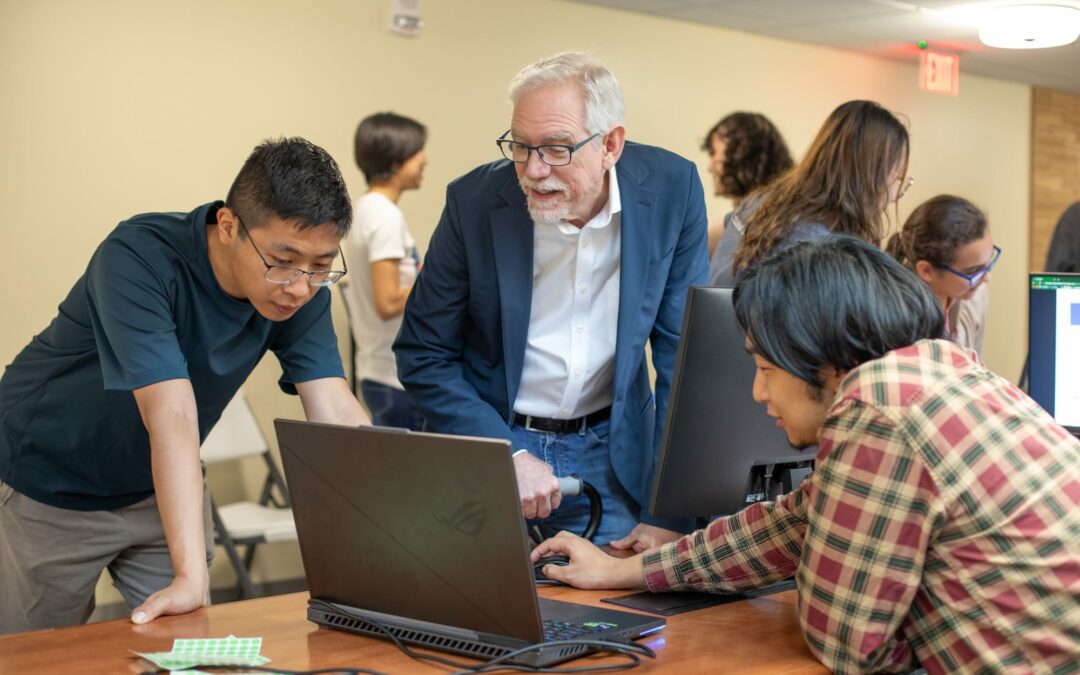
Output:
[{"xmin": 508, "ymin": 51, "xmax": 625, "ymax": 137}]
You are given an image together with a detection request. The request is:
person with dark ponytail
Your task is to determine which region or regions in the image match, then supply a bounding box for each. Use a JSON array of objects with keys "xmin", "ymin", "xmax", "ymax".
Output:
[{"xmin": 886, "ymin": 194, "xmax": 999, "ymax": 356}]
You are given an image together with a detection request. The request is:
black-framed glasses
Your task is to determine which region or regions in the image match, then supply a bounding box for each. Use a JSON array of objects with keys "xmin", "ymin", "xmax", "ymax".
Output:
[
  {"xmin": 235, "ymin": 215, "xmax": 347, "ymax": 287},
  {"xmin": 496, "ymin": 130, "xmax": 600, "ymax": 166},
  {"xmin": 939, "ymin": 245, "xmax": 1002, "ymax": 287}
]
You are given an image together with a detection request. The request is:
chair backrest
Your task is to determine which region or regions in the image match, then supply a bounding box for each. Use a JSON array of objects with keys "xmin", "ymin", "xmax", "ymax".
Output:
[{"xmin": 201, "ymin": 390, "xmax": 269, "ymax": 463}]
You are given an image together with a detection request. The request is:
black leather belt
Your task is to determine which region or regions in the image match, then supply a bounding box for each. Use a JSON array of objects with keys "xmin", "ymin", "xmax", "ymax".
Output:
[{"xmin": 512, "ymin": 406, "xmax": 612, "ymax": 434}]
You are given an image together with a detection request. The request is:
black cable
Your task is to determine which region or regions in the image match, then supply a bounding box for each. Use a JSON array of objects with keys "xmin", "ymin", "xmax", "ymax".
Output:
[
  {"xmin": 528, "ymin": 478, "xmax": 603, "ymax": 545},
  {"xmin": 446, "ymin": 638, "xmax": 653, "ymax": 673},
  {"xmin": 310, "ymin": 598, "xmax": 656, "ymax": 674},
  {"xmin": 578, "ymin": 481, "xmax": 602, "ymax": 542}
]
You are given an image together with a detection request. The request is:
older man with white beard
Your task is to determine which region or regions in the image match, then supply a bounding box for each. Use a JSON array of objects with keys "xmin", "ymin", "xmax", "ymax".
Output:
[{"xmin": 394, "ymin": 52, "xmax": 708, "ymax": 548}]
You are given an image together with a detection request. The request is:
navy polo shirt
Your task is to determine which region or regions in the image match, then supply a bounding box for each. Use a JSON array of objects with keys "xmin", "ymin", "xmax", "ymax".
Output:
[{"xmin": 0, "ymin": 202, "xmax": 345, "ymax": 511}]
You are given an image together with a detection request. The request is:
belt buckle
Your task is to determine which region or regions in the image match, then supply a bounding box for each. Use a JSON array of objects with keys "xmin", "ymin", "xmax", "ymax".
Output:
[{"xmin": 523, "ymin": 415, "xmax": 544, "ymax": 433}]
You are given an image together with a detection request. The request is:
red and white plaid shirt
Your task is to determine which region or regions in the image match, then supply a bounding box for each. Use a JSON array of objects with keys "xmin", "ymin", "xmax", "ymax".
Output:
[{"xmin": 643, "ymin": 340, "xmax": 1080, "ymax": 674}]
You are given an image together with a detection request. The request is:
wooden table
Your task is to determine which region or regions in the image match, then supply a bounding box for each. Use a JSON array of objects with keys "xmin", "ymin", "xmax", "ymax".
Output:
[{"xmin": 0, "ymin": 587, "xmax": 827, "ymax": 673}]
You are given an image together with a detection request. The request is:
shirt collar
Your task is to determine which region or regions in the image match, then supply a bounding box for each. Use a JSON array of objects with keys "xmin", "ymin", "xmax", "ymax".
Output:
[
  {"xmin": 557, "ymin": 164, "xmax": 621, "ymax": 235},
  {"xmin": 833, "ymin": 338, "xmax": 979, "ymax": 403}
]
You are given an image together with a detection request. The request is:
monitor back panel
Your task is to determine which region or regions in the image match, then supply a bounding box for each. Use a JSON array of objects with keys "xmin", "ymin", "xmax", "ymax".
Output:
[
  {"xmin": 274, "ymin": 420, "xmax": 544, "ymax": 643},
  {"xmin": 649, "ymin": 286, "xmax": 810, "ymax": 518}
]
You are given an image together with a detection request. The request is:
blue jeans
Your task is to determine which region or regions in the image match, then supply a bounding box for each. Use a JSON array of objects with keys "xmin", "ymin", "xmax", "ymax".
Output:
[
  {"xmin": 359, "ymin": 380, "xmax": 425, "ymax": 431},
  {"xmin": 508, "ymin": 418, "xmax": 639, "ymax": 545}
]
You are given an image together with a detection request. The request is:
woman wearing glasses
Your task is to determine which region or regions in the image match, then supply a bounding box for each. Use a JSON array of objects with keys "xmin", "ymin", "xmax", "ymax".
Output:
[
  {"xmin": 886, "ymin": 195, "xmax": 999, "ymax": 356},
  {"xmin": 711, "ymin": 100, "xmax": 910, "ymax": 285}
]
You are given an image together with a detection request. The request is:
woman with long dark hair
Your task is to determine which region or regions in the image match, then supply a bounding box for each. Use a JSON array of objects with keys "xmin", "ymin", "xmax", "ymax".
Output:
[{"xmin": 711, "ymin": 100, "xmax": 910, "ymax": 285}]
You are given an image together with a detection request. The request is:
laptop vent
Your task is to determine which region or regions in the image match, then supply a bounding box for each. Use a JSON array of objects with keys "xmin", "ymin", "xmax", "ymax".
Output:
[
  {"xmin": 546, "ymin": 645, "xmax": 585, "ymax": 661},
  {"xmin": 312, "ymin": 607, "xmax": 507, "ymax": 659}
]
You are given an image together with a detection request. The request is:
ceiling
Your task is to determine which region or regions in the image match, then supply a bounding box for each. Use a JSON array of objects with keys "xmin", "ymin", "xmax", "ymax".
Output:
[{"xmin": 568, "ymin": 0, "xmax": 1080, "ymax": 93}]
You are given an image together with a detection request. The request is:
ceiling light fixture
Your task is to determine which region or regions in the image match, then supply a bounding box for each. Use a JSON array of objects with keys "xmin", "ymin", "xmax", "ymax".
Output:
[{"xmin": 978, "ymin": 4, "xmax": 1080, "ymax": 48}]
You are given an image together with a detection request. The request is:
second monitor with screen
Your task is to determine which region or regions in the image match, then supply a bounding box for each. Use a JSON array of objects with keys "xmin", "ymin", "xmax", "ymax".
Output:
[
  {"xmin": 1028, "ymin": 273, "xmax": 1080, "ymax": 435},
  {"xmin": 649, "ymin": 286, "xmax": 812, "ymax": 520}
]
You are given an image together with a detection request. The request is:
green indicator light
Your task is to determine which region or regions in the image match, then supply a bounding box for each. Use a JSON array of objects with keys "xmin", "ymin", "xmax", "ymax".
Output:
[{"xmin": 918, "ymin": 40, "xmax": 927, "ymax": 49}]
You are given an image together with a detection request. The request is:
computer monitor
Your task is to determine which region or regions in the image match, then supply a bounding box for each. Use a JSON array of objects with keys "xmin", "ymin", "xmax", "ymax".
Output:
[
  {"xmin": 1028, "ymin": 273, "xmax": 1080, "ymax": 436},
  {"xmin": 649, "ymin": 286, "xmax": 812, "ymax": 520}
]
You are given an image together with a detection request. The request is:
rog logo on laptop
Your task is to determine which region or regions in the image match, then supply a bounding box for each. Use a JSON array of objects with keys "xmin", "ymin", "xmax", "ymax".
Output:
[{"xmin": 436, "ymin": 500, "xmax": 487, "ymax": 536}]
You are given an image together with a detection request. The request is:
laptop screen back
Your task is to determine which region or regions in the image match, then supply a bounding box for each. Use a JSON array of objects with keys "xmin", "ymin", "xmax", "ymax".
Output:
[
  {"xmin": 1028, "ymin": 273, "xmax": 1080, "ymax": 435},
  {"xmin": 273, "ymin": 421, "xmax": 545, "ymax": 642}
]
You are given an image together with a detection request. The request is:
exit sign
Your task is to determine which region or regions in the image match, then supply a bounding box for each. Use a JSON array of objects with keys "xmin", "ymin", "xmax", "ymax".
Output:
[{"xmin": 920, "ymin": 50, "xmax": 960, "ymax": 96}]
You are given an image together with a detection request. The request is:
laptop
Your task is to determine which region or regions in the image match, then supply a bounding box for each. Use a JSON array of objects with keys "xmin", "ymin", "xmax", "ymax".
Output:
[{"xmin": 274, "ymin": 420, "xmax": 665, "ymax": 667}]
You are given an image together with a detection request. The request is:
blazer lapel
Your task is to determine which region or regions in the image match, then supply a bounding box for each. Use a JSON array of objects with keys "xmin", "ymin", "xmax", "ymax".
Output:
[
  {"xmin": 491, "ymin": 177, "xmax": 534, "ymax": 411},
  {"xmin": 614, "ymin": 151, "xmax": 658, "ymax": 399}
]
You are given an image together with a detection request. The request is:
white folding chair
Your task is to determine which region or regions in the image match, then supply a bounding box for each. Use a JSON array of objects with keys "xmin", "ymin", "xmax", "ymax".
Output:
[{"xmin": 201, "ymin": 390, "xmax": 296, "ymax": 599}]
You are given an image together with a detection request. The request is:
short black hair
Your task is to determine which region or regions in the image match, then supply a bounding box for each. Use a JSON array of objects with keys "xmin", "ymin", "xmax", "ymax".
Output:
[
  {"xmin": 226, "ymin": 137, "xmax": 352, "ymax": 238},
  {"xmin": 733, "ymin": 235, "xmax": 945, "ymax": 395},
  {"xmin": 701, "ymin": 112, "xmax": 793, "ymax": 199},
  {"xmin": 354, "ymin": 112, "xmax": 427, "ymax": 184}
]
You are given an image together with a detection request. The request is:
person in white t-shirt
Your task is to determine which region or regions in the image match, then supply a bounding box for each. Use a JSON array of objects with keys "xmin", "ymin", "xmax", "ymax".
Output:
[{"xmin": 343, "ymin": 112, "xmax": 427, "ymax": 429}]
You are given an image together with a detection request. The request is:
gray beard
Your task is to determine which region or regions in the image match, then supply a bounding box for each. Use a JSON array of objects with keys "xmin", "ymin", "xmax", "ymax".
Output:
[
  {"xmin": 520, "ymin": 177, "xmax": 570, "ymax": 225},
  {"xmin": 527, "ymin": 203, "xmax": 570, "ymax": 224}
]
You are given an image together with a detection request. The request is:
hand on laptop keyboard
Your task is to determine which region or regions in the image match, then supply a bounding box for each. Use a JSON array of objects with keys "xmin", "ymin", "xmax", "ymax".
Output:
[{"xmin": 530, "ymin": 532, "xmax": 650, "ymax": 590}]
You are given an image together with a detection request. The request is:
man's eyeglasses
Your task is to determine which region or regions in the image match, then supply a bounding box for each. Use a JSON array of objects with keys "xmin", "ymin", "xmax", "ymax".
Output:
[
  {"xmin": 235, "ymin": 215, "xmax": 347, "ymax": 287},
  {"xmin": 496, "ymin": 130, "xmax": 600, "ymax": 167},
  {"xmin": 939, "ymin": 245, "xmax": 1002, "ymax": 288}
]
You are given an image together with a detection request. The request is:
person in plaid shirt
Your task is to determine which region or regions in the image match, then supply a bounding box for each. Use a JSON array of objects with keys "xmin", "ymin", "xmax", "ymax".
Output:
[{"xmin": 532, "ymin": 236, "xmax": 1080, "ymax": 674}]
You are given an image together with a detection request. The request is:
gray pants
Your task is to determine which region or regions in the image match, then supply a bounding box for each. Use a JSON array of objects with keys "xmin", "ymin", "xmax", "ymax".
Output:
[{"xmin": 0, "ymin": 480, "xmax": 213, "ymax": 635}]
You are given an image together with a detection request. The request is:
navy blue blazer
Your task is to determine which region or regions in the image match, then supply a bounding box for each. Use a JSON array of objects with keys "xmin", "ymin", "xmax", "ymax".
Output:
[{"xmin": 394, "ymin": 142, "xmax": 708, "ymax": 527}]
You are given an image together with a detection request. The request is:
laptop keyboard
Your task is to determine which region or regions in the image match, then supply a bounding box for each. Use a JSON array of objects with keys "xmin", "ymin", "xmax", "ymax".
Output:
[{"xmin": 542, "ymin": 619, "xmax": 617, "ymax": 642}]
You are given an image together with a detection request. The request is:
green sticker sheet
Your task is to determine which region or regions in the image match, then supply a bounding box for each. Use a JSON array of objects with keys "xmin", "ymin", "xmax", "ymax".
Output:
[{"xmin": 133, "ymin": 635, "xmax": 271, "ymax": 671}]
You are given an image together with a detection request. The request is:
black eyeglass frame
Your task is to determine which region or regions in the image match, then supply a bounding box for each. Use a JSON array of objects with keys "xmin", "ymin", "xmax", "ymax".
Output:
[
  {"xmin": 939, "ymin": 244, "xmax": 1002, "ymax": 288},
  {"xmin": 495, "ymin": 130, "xmax": 601, "ymax": 167},
  {"xmin": 235, "ymin": 214, "xmax": 347, "ymax": 287}
]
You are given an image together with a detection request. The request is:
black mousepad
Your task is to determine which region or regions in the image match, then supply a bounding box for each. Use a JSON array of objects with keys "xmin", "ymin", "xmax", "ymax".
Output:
[{"xmin": 600, "ymin": 578, "xmax": 795, "ymax": 616}]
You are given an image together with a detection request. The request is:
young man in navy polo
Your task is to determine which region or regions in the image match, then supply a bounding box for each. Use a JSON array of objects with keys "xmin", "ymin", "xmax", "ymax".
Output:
[{"xmin": 0, "ymin": 137, "xmax": 370, "ymax": 633}]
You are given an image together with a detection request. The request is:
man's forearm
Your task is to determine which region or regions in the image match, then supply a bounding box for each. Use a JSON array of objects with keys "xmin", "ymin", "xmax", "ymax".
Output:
[
  {"xmin": 642, "ymin": 484, "xmax": 808, "ymax": 593},
  {"xmin": 151, "ymin": 431, "xmax": 208, "ymax": 583},
  {"xmin": 138, "ymin": 382, "xmax": 209, "ymax": 584},
  {"xmin": 296, "ymin": 377, "xmax": 371, "ymax": 426}
]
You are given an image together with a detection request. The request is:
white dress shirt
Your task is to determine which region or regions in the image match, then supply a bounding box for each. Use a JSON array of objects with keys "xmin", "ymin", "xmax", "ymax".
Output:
[{"xmin": 513, "ymin": 166, "xmax": 621, "ymax": 419}]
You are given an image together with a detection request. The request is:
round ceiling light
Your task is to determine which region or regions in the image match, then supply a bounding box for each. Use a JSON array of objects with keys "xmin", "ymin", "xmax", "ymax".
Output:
[{"xmin": 978, "ymin": 4, "xmax": 1080, "ymax": 48}]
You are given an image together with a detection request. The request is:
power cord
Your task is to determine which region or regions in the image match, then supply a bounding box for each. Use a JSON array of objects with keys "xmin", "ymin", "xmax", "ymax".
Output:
[
  {"xmin": 529, "ymin": 475, "xmax": 603, "ymax": 545},
  {"xmin": 310, "ymin": 598, "xmax": 656, "ymax": 673}
]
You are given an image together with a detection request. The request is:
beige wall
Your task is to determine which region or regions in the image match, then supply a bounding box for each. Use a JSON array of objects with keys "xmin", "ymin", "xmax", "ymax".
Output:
[{"xmin": 0, "ymin": 0, "xmax": 1031, "ymax": 607}]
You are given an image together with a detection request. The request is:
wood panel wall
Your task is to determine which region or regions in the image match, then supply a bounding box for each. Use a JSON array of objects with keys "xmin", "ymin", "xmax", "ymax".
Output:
[{"xmin": 1031, "ymin": 87, "xmax": 1080, "ymax": 271}]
